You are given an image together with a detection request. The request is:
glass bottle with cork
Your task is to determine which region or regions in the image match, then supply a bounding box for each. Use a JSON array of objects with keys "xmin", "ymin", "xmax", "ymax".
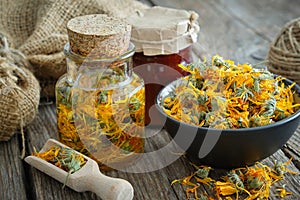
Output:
[
  {"xmin": 127, "ymin": 6, "xmax": 200, "ymax": 126},
  {"xmin": 55, "ymin": 14, "xmax": 145, "ymax": 170}
]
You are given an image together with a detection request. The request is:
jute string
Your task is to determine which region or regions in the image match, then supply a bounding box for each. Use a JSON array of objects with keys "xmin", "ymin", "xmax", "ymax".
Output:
[
  {"xmin": 267, "ymin": 17, "xmax": 300, "ymax": 84},
  {"xmin": 0, "ymin": 35, "xmax": 40, "ymax": 158}
]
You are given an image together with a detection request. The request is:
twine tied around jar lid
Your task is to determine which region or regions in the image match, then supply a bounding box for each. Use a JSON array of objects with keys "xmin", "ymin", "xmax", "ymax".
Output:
[
  {"xmin": 0, "ymin": 34, "xmax": 40, "ymax": 158},
  {"xmin": 126, "ymin": 6, "xmax": 200, "ymax": 56},
  {"xmin": 267, "ymin": 17, "xmax": 300, "ymax": 85}
]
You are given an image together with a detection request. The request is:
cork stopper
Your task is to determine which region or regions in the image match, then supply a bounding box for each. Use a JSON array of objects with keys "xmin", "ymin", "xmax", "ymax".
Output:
[{"xmin": 67, "ymin": 14, "xmax": 131, "ymax": 58}]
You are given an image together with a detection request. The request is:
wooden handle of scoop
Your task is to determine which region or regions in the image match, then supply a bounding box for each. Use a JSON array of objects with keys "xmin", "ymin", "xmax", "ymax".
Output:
[
  {"xmin": 70, "ymin": 158, "xmax": 134, "ymax": 200},
  {"xmin": 85, "ymin": 169, "xmax": 134, "ymax": 200}
]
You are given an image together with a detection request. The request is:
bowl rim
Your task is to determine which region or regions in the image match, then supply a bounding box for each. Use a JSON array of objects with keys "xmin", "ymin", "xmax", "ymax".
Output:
[{"xmin": 156, "ymin": 74, "xmax": 300, "ymax": 133}]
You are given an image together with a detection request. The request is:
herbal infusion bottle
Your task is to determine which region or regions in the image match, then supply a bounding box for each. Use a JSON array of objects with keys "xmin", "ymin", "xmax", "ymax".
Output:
[{"xmin": 55, "ymin": 14, "xmax": 145, "ymax": 170}]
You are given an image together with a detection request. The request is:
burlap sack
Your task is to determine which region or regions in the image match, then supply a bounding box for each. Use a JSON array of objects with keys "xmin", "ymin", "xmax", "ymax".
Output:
[
  {"xmin": 0, "ymin": 35, "xmax": 40, "ymax": 151},
  {"xmin": 0, "ymin": 0, "xmax": 148, "ymax": 98}
]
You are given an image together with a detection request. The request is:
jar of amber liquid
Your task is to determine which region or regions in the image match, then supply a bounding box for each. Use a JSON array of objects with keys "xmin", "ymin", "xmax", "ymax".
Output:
[
  {"xmin": 55, "ymin": 15, "xmax": 145, "ymax": 170},
  {"xmin": 127, "ymin": 7, "xmax": 200, "ymax": 126},
  {"xmin": 133, "ymin": 47, "xmax": 192, "ymax": 126}
]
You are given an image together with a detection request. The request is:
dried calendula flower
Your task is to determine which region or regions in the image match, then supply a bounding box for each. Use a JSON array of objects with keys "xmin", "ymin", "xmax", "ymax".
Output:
[
  {"xmin": 273, "ymin": 158, "xmax": 298, "ymax": 177},
  {"xmin": 276, "ymin": 185, "xmax": 292, "ymax": 198},
  {"xmin": 215, "ymin": 181, "xmax": 239, "ymax": 199},
  {"xmin": 171, "ymin": 165, "xmax": 215, "ymax": 199},
  {"xmin": 171, "ymin": 158, "xmax": 298, "ymax": 200},
  {"xmin": 33, "ymin": 146, "xmax": 87, "ymax": 187},
  {"xmin": 163, "ymin": 55, "xmax": 300, "ymax": 129}
]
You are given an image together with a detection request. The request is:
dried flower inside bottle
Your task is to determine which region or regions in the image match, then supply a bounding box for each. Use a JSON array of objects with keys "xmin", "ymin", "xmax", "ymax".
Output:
[{"xmin": 55, "ymin": 14, "xmax": 145, "ymax": 170}]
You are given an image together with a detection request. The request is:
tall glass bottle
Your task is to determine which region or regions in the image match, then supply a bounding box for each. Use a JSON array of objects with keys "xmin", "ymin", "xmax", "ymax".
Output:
[{"xmin": 55, "ymin": 14, "xmax": 145, "ymax": 170}]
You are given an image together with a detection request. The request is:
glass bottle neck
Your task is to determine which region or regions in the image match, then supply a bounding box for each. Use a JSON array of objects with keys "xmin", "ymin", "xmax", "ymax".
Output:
[{"xmin": 64, "ymin": 43, "xmax": 135, "ymax": 89}]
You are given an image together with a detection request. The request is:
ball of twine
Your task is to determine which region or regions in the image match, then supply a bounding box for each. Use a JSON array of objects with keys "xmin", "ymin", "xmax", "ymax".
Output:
[
  {"xmin": 0, "ymin": 35, "xmax": 40, "ymax": 157},
  {"xmin": 267, "ymin": 17, "xmax": 300, "ymax": 85}
]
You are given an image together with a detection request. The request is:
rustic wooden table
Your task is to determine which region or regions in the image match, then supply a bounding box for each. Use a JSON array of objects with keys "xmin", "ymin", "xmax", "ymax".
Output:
[{"xmin": 1, "ymin": 0, "xmax": 300, "ymax": 199}]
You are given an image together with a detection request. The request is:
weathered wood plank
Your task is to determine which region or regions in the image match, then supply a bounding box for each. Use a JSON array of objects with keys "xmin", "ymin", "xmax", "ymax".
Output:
[
  {"xmin": 150, "ymin": 0, "xmax": 299, "ymax": 64},
  {"xmin": 206, "ymin": 0, "xmax": 300, "ymax": 62},
  {"xmin": 105, "ymin": 129, "xmax": 193, "ymax": 200},
  {"xmin": 0, "ymin": 135, "xmax": 27, "ymax": 200},
  {"xmin": 25, "ymin": 104, "xmax": 194, "ymax": 199},
  {"xmin": 283, "ymin": 127, "xmax": 300, "ymax": 169},
  {"xmin": 25, "ymin": 104, "xmax": 300, "ymax": 200},
  {"xmin": 261, "ymin": 150, "xmax": 300, "ymax": 200},
  {"xmin": 1, "ymin": 1, "xmax": 299, "ymax": 200},
  {"xmin": 151, "ymin": 0, "xmax": 269, "ymax": 64},
  {"xmin": 211, "ymin": 0, "xmax": 300, "ymax": 42},
  {"xmin": 25, "ymin": 104, "xmax": 100, "ymax": 200}
]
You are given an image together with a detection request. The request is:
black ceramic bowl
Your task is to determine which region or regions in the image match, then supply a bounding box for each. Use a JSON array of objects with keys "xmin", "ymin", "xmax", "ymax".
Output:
[{"xmin": 156, "ymin": 77, "xmax": 300, "ymax": 168}]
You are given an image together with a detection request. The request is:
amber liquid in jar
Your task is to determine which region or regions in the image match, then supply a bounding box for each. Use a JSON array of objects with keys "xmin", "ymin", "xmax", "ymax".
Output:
[{"xmin": 133, "ymin": 46, "xmax": 192, "ymax": 126}]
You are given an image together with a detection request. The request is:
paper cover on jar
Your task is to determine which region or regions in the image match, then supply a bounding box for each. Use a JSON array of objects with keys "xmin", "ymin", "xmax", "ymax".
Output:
[{"xmin": 126, "ymin": 6, "xmax": 200, "ymax": 56}]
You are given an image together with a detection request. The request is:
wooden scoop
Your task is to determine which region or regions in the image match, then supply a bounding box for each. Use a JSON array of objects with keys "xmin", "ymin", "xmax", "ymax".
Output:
[{"xmin": 25, "ymin": 139, "xmax": 134, "ymax": 200}]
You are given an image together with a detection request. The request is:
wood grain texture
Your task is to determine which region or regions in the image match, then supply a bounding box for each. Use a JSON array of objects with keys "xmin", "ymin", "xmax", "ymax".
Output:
[
  {"xmin": 283, "ymin": 128, "xmax": 300, "ymax": 169},
  {"xmin": 22, "ymin": 104, "xmax": 300, "ymax": 200},
  {"xmin": 26, "ymin": 138, "xmax": 134, "ymax": 200},
  {"xmin": 26, "ymin": 104, "xmax": 99, "ymax": 200},
  {"xmin": 150, "ymin": 0, "xmax": 299, "ymax": 64},
  {"xmin": 211, "ymin": 0, "xmax": 300, "ymax": 42},
  {"xmin": 1, "ymin": 0, "xmax": 300, "ymax": 199},
  {"xmin": 0, "ymin": 135, "xmax": 27, "ymax": 200}
]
